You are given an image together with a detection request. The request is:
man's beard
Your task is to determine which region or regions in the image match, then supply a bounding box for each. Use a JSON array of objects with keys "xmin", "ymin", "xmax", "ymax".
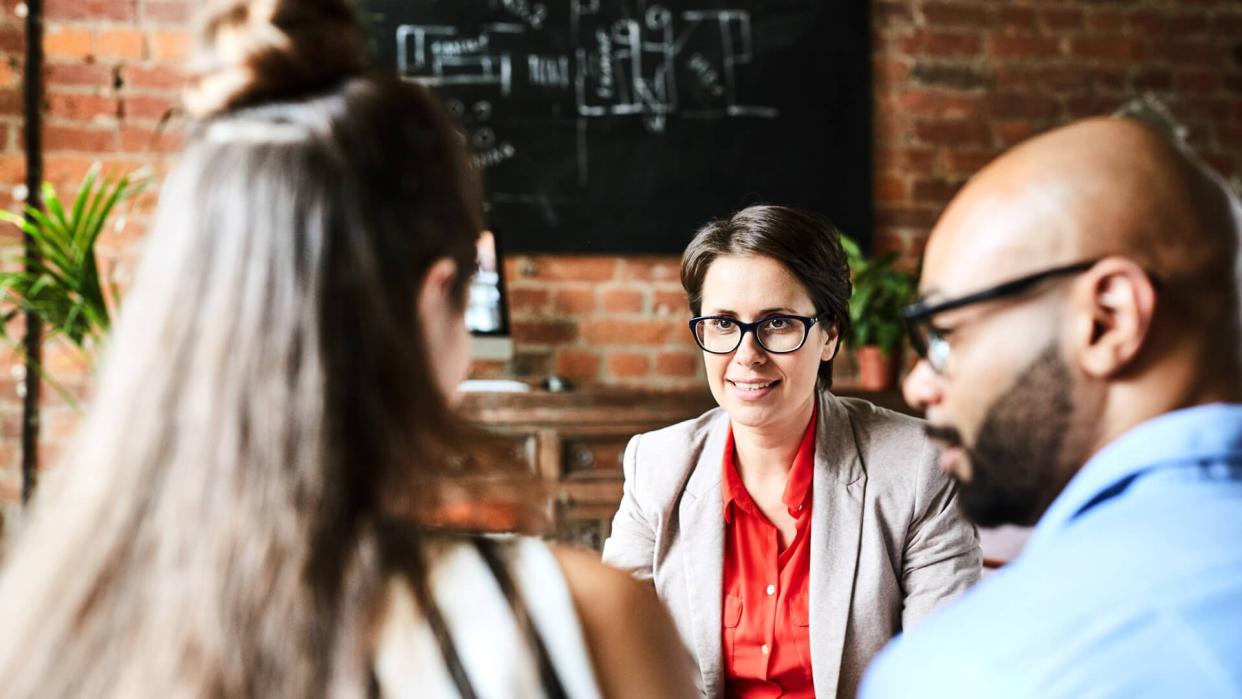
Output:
[{"xmin": 930, "ymin": 344, "xmax": 1077, "ymax": 528}]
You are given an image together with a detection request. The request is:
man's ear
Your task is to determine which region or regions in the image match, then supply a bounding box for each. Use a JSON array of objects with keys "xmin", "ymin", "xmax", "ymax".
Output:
[
  {"xmin": 820, "ymin": 323, "xmax": 841, "ymax": 362},
  {"xmin": 417, "ymin": 257, "xmax": 460, "ymax": 327},
  {"xmin": 1072, "ymin": 257, "xmax": 1157, "ymax": 379}
]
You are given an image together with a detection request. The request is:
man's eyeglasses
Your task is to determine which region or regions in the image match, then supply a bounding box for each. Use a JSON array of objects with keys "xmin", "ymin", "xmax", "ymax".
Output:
[
  {"xmin": 901, "ymin": 260, "xmax": 1100, "ymax": 373},
  {"xmin": 689, "ymin": 314, "xmax": 821, "ymax": 354}
]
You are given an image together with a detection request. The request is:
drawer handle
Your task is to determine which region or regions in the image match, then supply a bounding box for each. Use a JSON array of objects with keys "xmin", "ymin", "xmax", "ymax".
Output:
[{"xmin": 573, "ymin": 448, "xmax": 595, "ymax": 468}]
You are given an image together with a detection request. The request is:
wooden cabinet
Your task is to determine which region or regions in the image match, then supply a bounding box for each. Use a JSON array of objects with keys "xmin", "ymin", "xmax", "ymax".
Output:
[
  {"xmin": 459, "ymin": 388, "xmax": 910, "ymax": 549},
  {"xmin": 460, "ymin": 389, "xmax": 717, "ymax": 549}
]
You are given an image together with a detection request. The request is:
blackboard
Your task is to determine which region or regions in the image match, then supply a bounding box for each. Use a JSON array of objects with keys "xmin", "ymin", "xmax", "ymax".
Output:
[{"xmin": 358, "ymin": 1, "xmax": 871, "ymax": 254}]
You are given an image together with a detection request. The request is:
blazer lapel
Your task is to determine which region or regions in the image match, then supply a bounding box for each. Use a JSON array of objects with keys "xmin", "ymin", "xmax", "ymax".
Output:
[
  {"xmin": 808, "ymin": 391, "xmax": 867, "ymax": 699},
  {"xmin": 679, "ymin": 410, "xmax": 729, "ymax": 697}
]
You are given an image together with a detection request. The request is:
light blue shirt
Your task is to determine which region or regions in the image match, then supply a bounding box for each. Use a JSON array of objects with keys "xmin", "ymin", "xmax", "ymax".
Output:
[{"xmin": 860, "ymin": 404, "xmax": 1242, "ymax": 698}]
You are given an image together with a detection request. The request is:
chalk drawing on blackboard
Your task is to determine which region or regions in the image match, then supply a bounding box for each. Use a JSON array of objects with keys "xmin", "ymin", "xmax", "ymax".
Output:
[{"xmin": 392, "ymin": 3, "xmax": 776, "ymax": 188}]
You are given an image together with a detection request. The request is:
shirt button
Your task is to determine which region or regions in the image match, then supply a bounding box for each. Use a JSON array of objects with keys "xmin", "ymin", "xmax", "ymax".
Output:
[
  {"xmin": 761, "ymin": 644, "xmax": 770, "ymax": 655},
  {"xmin": 766, "ymin": 584, "xmax": 776, "ymax": 596}
]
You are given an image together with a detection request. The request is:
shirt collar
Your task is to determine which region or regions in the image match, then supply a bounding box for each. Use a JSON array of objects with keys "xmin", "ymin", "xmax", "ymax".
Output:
[
  {"xmin": 722, "ymin": 404, "xmax": 818, "ymax": 523},
  {"xmin": 1025, "ymin": 403, "xmax": 1242, "ymax": 554}
]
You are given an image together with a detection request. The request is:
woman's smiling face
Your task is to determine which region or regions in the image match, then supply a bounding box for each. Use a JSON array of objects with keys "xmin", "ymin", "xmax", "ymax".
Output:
[{"xmin": 698, "ymin": 254, "xmax": 839, "ymax": 431}]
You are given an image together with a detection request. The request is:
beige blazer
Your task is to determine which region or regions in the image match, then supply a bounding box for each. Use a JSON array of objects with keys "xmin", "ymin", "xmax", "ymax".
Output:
[{"xmin": 601, "ymin": 391, "xmax": 981, "ymax": 699}]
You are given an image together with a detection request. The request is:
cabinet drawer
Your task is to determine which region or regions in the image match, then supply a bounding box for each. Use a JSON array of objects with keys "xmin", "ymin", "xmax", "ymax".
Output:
[{"xmin": 561, "ymin": 434, "xmax": 629, "ymax": 478}]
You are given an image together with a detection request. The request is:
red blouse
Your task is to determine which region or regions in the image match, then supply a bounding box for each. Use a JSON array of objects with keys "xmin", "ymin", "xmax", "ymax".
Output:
[{"xmin": 721, "ymin": 407, "xmax": 817, "ymax": 698}]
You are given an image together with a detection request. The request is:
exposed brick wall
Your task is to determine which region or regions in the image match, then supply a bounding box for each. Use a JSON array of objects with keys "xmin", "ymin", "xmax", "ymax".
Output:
[
  {"xmin": 1, "ymin": 0, "xmax": 1241, "ymax": 506},
  {"xmin": 873, "ymin": 0, "xmax": 1242, "ymax": 259}
]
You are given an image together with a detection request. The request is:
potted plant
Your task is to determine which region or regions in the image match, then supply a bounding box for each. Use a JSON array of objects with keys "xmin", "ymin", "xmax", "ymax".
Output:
[
  {"xmin": 840, "ymin": 234, "xmax": 917, "ymax": 390},
  {"xmin": 0, "ymin": 164, "xmax": 147, "ymax": 406}
]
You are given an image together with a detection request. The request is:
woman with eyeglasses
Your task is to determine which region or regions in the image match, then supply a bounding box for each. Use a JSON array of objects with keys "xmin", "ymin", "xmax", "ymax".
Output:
[{"xmin": 602, "ymin": 205, "xmax": 981, "ymax": 699}]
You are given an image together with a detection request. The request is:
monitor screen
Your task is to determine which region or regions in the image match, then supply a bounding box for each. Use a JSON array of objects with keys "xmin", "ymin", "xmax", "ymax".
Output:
[{"xmin": 466, "ymin": 229, "xmax": 514, "ymax": 361}]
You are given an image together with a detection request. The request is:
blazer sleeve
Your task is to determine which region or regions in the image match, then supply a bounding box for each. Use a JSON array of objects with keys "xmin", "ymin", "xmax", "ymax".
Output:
[
  {"xmin": 600, "ymin": 434, "xmax": 656, "ymax": 582},
  {"xmin": 900, "ymin": 437, "xmax": 981, "ymax": 628}
]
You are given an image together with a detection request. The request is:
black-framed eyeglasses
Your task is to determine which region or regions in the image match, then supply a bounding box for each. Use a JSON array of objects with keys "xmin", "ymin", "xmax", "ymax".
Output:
[
  {"xmin": 901, "ymin": 260, "xmax": 1100, "ymax": 373},
  {"xmin": 689, "ymin": 314, "xmax": 821, "ymax": 355}
]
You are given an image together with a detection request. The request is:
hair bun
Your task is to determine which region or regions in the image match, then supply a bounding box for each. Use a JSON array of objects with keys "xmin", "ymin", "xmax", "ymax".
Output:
[{"xmin": 184, "ymin": 0, "xmax": 367, "ymax": 118}]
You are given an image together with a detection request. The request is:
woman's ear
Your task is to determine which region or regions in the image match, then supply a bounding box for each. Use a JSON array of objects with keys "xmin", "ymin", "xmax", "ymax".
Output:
[
  {"xmin": 820, "ymin": 324, "xmax": 841, "ymax": 362},
  {"xmin": 417, "ymin": 257, "xmax": 460, "ymax": 328}
]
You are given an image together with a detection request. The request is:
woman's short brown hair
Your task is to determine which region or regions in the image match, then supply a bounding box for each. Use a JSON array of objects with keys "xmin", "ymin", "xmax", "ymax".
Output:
[{"xmin": 681, "ymin": 205, "xmax": 852, "ymax": 389}]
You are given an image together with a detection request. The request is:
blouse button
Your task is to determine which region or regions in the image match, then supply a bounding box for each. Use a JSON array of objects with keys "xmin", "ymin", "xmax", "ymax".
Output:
[
  {"xmin": 761, "ymin": 644, "xmax": 770, "ymax": 655},
  {"xmin": 765, "ymin": 584, "xmax": 776, "ymax": 596}
]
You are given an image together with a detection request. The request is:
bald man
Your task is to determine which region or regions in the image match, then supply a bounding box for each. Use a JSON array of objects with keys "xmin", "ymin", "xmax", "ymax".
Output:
[{"xmin": 859, "ymin": 117, "xmax": 1242, "ymax": 698}]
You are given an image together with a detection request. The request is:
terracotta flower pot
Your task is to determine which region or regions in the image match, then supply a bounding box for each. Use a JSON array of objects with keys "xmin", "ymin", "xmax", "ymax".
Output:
[{"xmin": 855, "ymin": 345, "xmax": 898, "ymax": 391}]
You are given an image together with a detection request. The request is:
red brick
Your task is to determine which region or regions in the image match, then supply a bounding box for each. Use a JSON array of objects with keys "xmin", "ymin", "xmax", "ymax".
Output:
[
  {"xmin": 95, "ymin": 30, "xmax": 145, "ymax": 61},
  {"xmin": 511, "ymin": 320, "xmax": 576, "ymax": 345},
  {"xmin": 0, "ymin": 154, "xmax": 25, "ymax": 184},
  {"xmin": 617, "ymin": 257, "xmax": 679, "ymax": 282},
  {"xmin": 45, "ymin": 29, "xmax": 93, "ymax": 59},
  {"xmin": 911, "ymin": 177, "xmax": 963, "ymax": 203},
  {"xmin": 921, "ymin": 3, "xmax": 994, "ymax": 28},
  {"xmin": 1040, "ymin": 8, "xmax": 1083, "ymax": 31},
  {"xmin": 149, "ymin": 30, "xmax": 191, "ymax": 62},
  {"xmin": 0, "ymin": 26, "xmax": 24, "ymax": 53},
  {"xmin": 122, "ymin": 94, "xmax": 177, "ymax": 121},
  {"xmin": 898, "ymin": 30, "xmax": 981, "ymax": 58},
  {"xmin": 875, "ymin": 147, "xmax": 937, "ymax": 172},
  {"xmin": 521, "ymin": 256, "xmax": 615, "ymax": 282},
  {"xmin": 120, "ymin": 65, "xmax": 183, "ymax": 91},
  {"xmin": 608, "ymin": 353, "xmax": 650, "ymax": 378},
  {"xmin": 872, "ymin": 59, "xmax": 910, "ymax": 85},
  {"xmin": 118, "ymin": 127, "xmax": 183, "ymax": 154},
  {"xmin": 909, "ymin": 64, "xmax": 993, "ymax": 91},
  {"xmin": 1069, "ymin": 37, "xmax": 1145, "ymax": 62},
  {"xmin": 46, "ymin": 62, "xmax": 113, "ymax": 88},
  {"xmin": 0, "ymin": 89, "xmax": 20, "ymax": 117},
  {"xmin": 48, "ymin": 94, "xmax": 121, "ymax": 121},
  {"xmin": 144, "ymin": 1, "xmax": 193, "ymax": 24},
  {"xmin": 873, "ymin": 111, "xmax": 910, "ymax": 144},
  {"xmin": 602, "ymin": 288, "xmax": 644, "ymax": 313},
  {"xmin": 46, "ymin": 0, "xmax": 136, "ymax": 21},
  {"xmin": 943, "ymin": 149, "xmax": 999, "ymax": 176},
  {"xmin": 997, "ymin": 6, "xmax": 1037, "ymax": 31},
  {"xmin": 893, "ymin": 89, "xmax": 980, "ymax": 119},
  {"xmin": 992, "ymin": 120, "xmax": 1044, "ymax": 146},
  {"xmin": 1084, "ymin": 9, "xmax": 1125, "ymax": 33},
  {"xmin": 655, "ymin": 352, "xmax": 699, "ymax": 378},
  {"xmin": 1148, "ymin": 41, "xmax": 1221, "ymax": 67},
  {"xmin": 913, "ymin": 118, "xmax": 993, "ymax": 146},
  {"xmin": 1087, "ymin": 67, "xmax": 1127, "ymax": 92},
  {"xmin": 874, "ymin": 0, "xmax": 915, "ymax": 27},
  {"xmin": 467, "ymin": 359, "xmax": 507, "ymax": 380},
  {"xmin": 986, "ymin": 92, "xmax": 1061, "ymax": 121},
  {"xmin": 580, "ymin": 319, "xmax": 670, "ymax": 345},
  {"xmin": 875, "ymin": 206, "xmax": 940, "ymax": 230},
  {"xmin": 1066, "ymin": 95, "xmax": 1125, "ymax": 117},
  {"xmin": 554, "ymin": 350, "xmax": 601, "ymax": 381},
  {"xmin": 995, "ymin": 66, "xmax": 1091, "ymax": 93},
  {"xmin": 874, "ymin": 174, "xmax": 907, "ymax": 204},
  {"xmin": 653, "ymin": 290, "xmax": 688, "ymax": 314},
  {"xmin": 987, "ymin": 34, "xmax": 1062, "ymax": 60},
  {"xmin": 507, "ymin": 287, "xmax": 548, "ymax": 314},
  {"xmin": 552, "ymin": 286, "xmax": 596, "ymax": 314},
  {"xmin": 43, "ymin": 125, "xmax": 116, "ymax": 153},
  {"xmin": 1130, "ymin": 9, "xmax": 1211, "ymax": 37}
]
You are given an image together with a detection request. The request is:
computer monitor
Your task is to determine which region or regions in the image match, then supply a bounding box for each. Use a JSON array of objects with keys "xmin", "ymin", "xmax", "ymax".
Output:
[{"xmin": 466, "ymin": 229, "xmax": 514, "ymax": 361}]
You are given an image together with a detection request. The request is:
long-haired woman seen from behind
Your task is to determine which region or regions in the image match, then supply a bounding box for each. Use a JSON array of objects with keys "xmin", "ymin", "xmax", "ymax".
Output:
[{"xmin": 0, "ymin": 1, "xmax": 693, "ymax": 697}]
